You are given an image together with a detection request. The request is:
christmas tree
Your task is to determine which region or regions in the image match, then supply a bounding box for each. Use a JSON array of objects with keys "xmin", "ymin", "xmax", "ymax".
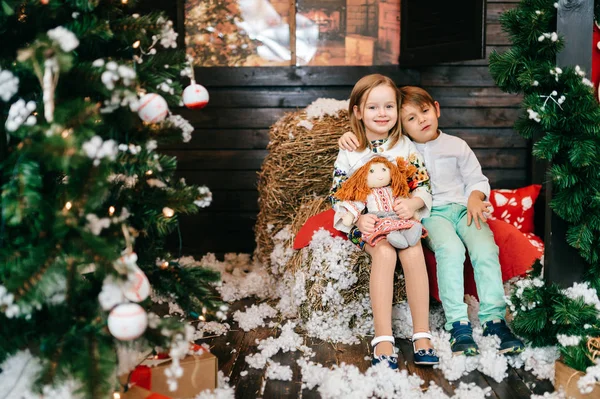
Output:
[
  {"xmin": 0, "ymin": 1, "xmax": 221, "ymax": 397},
  {"xmin": 489, "ymin": 0, "xmax": 600, "ymax": 373},
  {"xmin": 184, "ymin": 0, "xmax": 256, "ymax": 66}
]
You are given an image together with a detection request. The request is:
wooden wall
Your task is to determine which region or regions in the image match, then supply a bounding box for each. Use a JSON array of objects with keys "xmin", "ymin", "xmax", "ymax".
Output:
[{"xmin": 167, "ymin": 0, "xmax": 525, "ymax": 256}]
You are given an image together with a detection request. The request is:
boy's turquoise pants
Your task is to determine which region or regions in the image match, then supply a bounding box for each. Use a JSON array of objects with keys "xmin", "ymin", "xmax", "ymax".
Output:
[{"xmin": 422, "ymin": 203, "xmax": 506, "ymax": 331}]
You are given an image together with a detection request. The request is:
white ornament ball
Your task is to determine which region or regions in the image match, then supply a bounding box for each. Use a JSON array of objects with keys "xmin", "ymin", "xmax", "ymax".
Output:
[
  {"xmin": 107, "ymin": 303, "xmax": 148, "ymax": 341},
  {"xmin": 183, "ymin": 83, "xmax": 209, "ymax": 110},
  {"xmin": 122, "ymin": 264, "xmax": 151, "ymax": 302},
  {"xmin": 138, "ymin": 93, "xmax": 169, "ymax": 123}
]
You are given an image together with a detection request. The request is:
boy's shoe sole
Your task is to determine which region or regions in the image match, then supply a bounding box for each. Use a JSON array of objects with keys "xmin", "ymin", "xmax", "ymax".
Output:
[
  {"xmin": 452, "ymin": 347, "xmax": 480, "ymax": 356},
  {"xmin": 498, "ymin": 346, "xmax": 525, "ymax": 355}
]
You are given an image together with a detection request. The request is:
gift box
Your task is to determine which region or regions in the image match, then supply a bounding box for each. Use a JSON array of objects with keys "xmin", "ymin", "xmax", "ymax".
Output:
[
  {"xmin": 121, "ymin": 385, "xmax": 172, "ymax": 399},
  {"xmin": 555, "ymin": 360, "xmax": 600, "ymax": 399},
  {"xmin": 122, "ymin": 348, "xmax": 218, "ymax": 399}
]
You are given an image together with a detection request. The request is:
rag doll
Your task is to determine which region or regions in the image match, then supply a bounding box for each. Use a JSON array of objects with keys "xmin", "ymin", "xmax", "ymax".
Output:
[{"xmin": 333, "ymin": 156, "xmax": 424, "ymax": 249}]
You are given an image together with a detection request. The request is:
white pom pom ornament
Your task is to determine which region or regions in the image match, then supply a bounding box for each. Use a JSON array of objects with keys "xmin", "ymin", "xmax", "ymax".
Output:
[
  {"xmin": 138, "ymin": 93, "xmax": 169, "ymax": 123},
  {"xmin": 183, "ymin": 83, "xmax": 209, "ymax": 110},
  {"xmin": 122, "ymin": 264, "xmax": 151, "ymax": 302},
  {"xmin": 107, "ymin": 303, "xmax": 148, "ymax": 341}
]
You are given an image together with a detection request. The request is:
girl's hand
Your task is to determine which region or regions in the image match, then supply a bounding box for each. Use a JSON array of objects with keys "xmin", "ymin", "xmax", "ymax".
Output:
[
  {"xmin": 338, "ymin": 131, "xmax": 359, "ymax": 151},
  {"xmin": 393, "ymin": 197, "xmax": 421, "ymax": 220},
  {"xmin": 467, "ymin": 192, "xmax": 490, "ymax": 230},
  {"xmin": 356, "ymin": 214, "xmax": 378, "ymax": 234}
]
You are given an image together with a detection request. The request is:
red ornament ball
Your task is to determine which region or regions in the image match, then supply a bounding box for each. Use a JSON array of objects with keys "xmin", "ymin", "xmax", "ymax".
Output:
[
  {"xmin": 183, "ymin": 83, "xmax": 209, "ymax": 110},
  {"xmin": 138, "ymin": 93, "xmax": 169, "ymax": 123}
]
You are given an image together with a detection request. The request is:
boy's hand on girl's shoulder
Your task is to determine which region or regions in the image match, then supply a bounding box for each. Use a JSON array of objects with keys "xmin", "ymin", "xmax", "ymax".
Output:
[
  {"xmin": 339, "ymin": 131, "xmax": 359, "ymax": 151},
  {"xmin": 357, "ymin": 214, "xmax": 378, "ymax": 234},
  {"xmin": 466, "ymin": 193, "xmax": 491, "ymax": 230}
]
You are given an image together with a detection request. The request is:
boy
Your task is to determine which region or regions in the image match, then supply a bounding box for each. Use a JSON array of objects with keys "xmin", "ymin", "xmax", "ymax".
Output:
[{"xmin": 339, "ymin": 86, "xmax": 524, "ymax": 356}]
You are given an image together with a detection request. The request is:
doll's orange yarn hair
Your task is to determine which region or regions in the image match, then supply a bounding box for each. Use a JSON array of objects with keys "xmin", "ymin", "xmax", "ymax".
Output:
[{"xmin": 334, "ymin": 156, "xmax": 417, "ymax": 202}]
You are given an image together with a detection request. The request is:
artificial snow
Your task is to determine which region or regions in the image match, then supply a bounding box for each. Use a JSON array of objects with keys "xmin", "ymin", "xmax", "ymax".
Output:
[
  {"xmin": 233, "ymin": 303, "xmax": 278, "ymax": 331},
  {"xmin": 305, "ymin": 98, "xmax": 349, "ymax": 120}
]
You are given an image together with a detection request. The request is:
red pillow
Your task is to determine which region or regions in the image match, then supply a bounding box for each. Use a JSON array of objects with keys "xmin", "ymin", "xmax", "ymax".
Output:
[
  {"xmin": 489, "ymin": 184, "xmax": 542, "ymax": 234},
  {"xmin": 293, "ymin": 209, "xmax": 347, "ymax": 249},
  {"xmin": 425, "ymin": 219, "xmax": 542, "ymax": 302}
]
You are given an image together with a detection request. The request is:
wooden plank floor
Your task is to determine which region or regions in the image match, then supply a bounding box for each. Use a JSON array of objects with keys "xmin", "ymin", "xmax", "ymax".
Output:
[{"xmin": 196, "ymin": 300, "xmax": 555, "ymax": 398}]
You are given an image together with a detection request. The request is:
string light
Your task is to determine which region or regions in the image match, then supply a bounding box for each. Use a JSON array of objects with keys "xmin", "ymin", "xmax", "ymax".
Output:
[
  {"xmin": 162, "ymin": 207, "xmax": 174, "ymax": 218},
  {"xmin": 64, "ymin": 201, "xmax": 72, "ymax": 210},
  {"xmin": 61, "ymin": 129, "xmax": 72, "ymax": 138},
  {"xmin": 108, "ymin": 206, "xmax": 115, "ymax": 216},
  {"xmin": 160, "ymin": 261, "xmax": 169, "ymax": 269},
  {"xmin": 132, "ymin": 40, "xmax": 140, "ymax": 49},
  {"xmin": 121, "ymin": 0, "xmax": 128, "ymax": 3},
  {"xmin": 145, "ymin": 170, "xmax": 153, "ymax": 176},
  {"xmin": 113, "ymin": 393, "xmax": 121, "ymax": 399}
]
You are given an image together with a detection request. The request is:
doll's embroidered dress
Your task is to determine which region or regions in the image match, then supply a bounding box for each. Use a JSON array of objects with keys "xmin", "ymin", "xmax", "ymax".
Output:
[{"xmin": 336, "ymin": 186, "xmax": 424, "ymax": 246}]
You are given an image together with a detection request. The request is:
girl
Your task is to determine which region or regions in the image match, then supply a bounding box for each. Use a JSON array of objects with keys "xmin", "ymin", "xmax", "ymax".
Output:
[{"xmin": 329, "ymin": 74, "xmax": 438, "ymax": 367}]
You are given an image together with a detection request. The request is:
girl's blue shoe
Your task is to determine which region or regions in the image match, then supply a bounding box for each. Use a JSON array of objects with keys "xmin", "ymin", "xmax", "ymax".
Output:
[
  {"xmin": 412, "ymin": 332, "xmax": 439, "ymax": 365},
  {"xmin": 371, "ymin": 335, "xmax": 399, "ymax": 370}
]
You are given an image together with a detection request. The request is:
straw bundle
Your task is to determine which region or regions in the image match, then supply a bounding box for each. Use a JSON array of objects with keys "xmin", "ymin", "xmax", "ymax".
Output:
[
  {"xmin": 297, "ymin": 249, "xmax": 407, "ymax": 322},
  {"xmin": 254, "ymin": 106, "xmax": 350, "ymax": 264}
]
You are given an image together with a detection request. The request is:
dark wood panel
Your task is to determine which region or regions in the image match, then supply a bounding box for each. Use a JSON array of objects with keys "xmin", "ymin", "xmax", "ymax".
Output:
[
  {"xmin": 193, "ymin": 66, "xmax": 420, "ymax": 87},
  {"xmin": 485, "ymin": 169, "xmax": 528, "ymax": 189},
  {"xmin": 175, "ymin": 86, "xmax": 521, "ymax": 110},
  {"xmin": 444, "ymin": 128, "xmax": 527, "ymax": 148},
  {"xmin": 194, "ymin": 88, "xmax": 351, "ymax": 108},
  {"xmin": 207, "ymin": 190, "xmax": 258, "ymax": 212},
  {"xmin": 487, "ymin": 23, "xmax": 511, "ymax": 46},
  {"xmin": 443, "ymin": 46, "xmax": 511, "ymax": 66},
  {"xmin": 421, "ymin": 66, "xmax": 496, "ymax": 87},
  {"xmin": 439, "ymin": 108, "xmax": 521, "ymax": 128},
  {"xmin": 178, "ymin": 108, "xmax": 290, "ymax": 129},
  {"xmin": 473, "ymin": 149, "xmax": 527, "ymax": 168},
  {"xmin": 486, "ymin": 2, "xmax": 518, "ymax": 23},
  {"xmin": 175, "ymin": 212, "xmax": 257, "ymax": 255},
  {"xmin": 163, "ymin": 150, "xmax": 268, "ymax": 170},
  {"xmin": 162, "ymin": 129, "xmax": 270, "ymax": 150},
  {"xmin": 427, "ymin": 87, "xmax": 522, "ymax": 107},
  {"xmin": 176, "ymin": 170, "xmax": 259, "ymax": 190}
]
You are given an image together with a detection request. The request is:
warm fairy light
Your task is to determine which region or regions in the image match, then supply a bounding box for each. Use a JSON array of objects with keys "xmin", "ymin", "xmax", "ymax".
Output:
[
  {"xmin": 108, "ymin": 206, "xmax": 115, "ymax": 216},
  {"xmin": 160, "ymin": 261, "xmax": 169, "ymax": 269},
  {"xmin": 61, "ymin": 129, "xmax": 72, "ymax": 138},
  {"xmin": 198, "ymin": 315, "xmax": 206, "ymax": 321},
  {"xmin": 113, "ymin": 393, "xmax": 121, "ymax": 399},
  {"xmin": 162, "ymin": 207, "xmax": 174, "ymax": 218},
  {"xmin": 121, "ymin": 0, "xmax": 128, "ymax": 3},
  {"xmin": 132, "ymin": 40, "xmax": 140, "ymax": 49},
  {"xmin": 64, "ymin": 201, "xmax": 72, "ymax": 210},
  {"xmin": 145, "ymin": 170, "xmax": 153, "ymax": 176}
]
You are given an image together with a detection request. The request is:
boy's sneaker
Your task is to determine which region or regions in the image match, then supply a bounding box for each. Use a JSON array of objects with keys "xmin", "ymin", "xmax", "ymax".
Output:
[
  {"xmin": 483, "ymin": 319, "xmax": 525, "ymax": 354},
  {"xmin": 449, "ymin": 321, "xmax": 480, "ymax": 356}
]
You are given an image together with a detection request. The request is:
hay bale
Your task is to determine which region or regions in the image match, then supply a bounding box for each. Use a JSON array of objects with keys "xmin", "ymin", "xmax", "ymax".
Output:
[{"xmin": 254, "ymin": 100, "xmax": 351, "ymax": 264}]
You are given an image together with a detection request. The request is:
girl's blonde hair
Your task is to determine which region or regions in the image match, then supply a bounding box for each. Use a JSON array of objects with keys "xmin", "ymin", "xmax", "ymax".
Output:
[
  {"xmin": 349, "ymin": 74, "xmax": 402, "ymax": 151},
  {"xmin": 334, "ymin": 156, "xmax": 416, "ymax": 203}
]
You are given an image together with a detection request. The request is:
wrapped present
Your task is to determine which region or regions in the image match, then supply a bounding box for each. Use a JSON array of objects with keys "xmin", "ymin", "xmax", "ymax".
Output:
[
  {"xmin": 122, "ymin": 344, "xmax": 217, "ymax": 399},
  {"xmin": 554, "ymin": 360, "xmax": 600, "ymax": 399},
  {"xmin": 121, "ymin": 385, "xmax": 172, "ymax": 399}
]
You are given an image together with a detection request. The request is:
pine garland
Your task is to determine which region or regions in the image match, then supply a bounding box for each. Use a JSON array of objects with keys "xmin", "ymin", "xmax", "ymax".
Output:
[{"xmin": 489, "ymin": 0, "xmax": 600, "ymax": 372}]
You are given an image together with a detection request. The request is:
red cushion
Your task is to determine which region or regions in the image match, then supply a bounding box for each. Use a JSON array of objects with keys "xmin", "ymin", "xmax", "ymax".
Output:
[
  {"xmin": 425, "ymin": 219, "xmax": 543, "ymax": 302},
  {"xmin": 293, "ymin": 209, "xmax": 347, "ymax": 249},
  {"xmin": 489, "ymin": 184, "xmax": 542, "ymax": 234}
]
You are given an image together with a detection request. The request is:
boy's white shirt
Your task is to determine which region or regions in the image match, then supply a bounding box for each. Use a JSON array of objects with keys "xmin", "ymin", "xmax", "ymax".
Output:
[
  {"xmin": 413, "ymin": 130, "xmax": 490, "ymax": 208},
  {"xmin": 332, "ymin": 135, "xmax": 432, "ymax": 230}
]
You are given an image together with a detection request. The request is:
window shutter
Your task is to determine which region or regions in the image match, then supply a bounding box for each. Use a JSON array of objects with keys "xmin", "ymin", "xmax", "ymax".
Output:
[{"xmin": 400, "ymin": 0, "xmax": 486, "ymax": 66}]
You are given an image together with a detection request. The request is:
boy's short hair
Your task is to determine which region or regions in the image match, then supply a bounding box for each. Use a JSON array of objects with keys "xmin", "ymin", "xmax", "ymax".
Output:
[{"xmin": 399, "ymin": 86, "xmax": 436, "ymax": 109}]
